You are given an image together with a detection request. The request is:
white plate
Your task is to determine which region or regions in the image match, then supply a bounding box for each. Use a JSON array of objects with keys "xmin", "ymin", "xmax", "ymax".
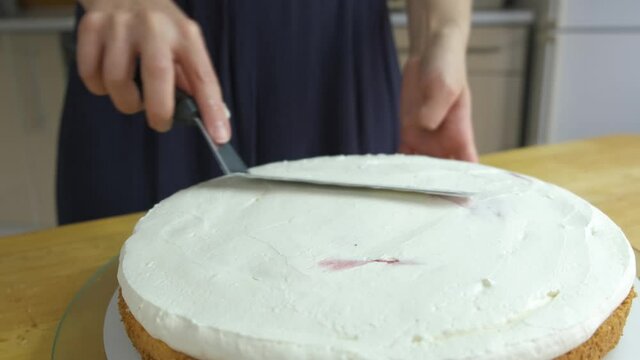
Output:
[
  {"xmin": 103, "ymin": 290, "xmax": 140, "ymax": 360},
  {"xmin": 104, "ymin": 281, "xmax": 640, "ymax": 359}
]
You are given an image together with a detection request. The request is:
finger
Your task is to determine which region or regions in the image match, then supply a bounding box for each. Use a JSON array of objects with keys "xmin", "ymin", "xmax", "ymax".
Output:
[
  {"xmin": 175, "ymin": 63, "xmax": 193, "ymax": 94},
  {"xmin": 77, "ymin": 13, "xmax": 107, "ymax": 95},
  {"xmin": 417, "ymin": 86, "xmax": 457, "ymax": 131},
  {"xmin": 461, "ymin": 88, "xmax": 479, "ymax": 162},
  {"xmin": 401, "ymin": 124, "xmax": 447, "ymax": 158},
  {"xmin": 443, "ymin": 87, "xmax": 478, "ymax": 162},
  {"xmin": 398, "ymin": 143, "xmax": 415, "ymax": 155},
  {"xmin": 141, "ymin": 40, "xmax": 175, "ymax": 132},
  {"xmin": 176, "ymin": 20, "xmax": 230, "ymax": 144},
  {"xmin": 103, "ymin": 15, "xmax": 142, "ymax": 114},
  {"xmin": 458, "ymin": 145, "xmax": 479, "ymax": 163}
]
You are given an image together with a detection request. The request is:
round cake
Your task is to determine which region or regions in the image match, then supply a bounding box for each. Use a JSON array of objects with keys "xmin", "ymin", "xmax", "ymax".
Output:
[{"xmin": 117, "ymin": 155, "xmax": 636, "ymax": 360}]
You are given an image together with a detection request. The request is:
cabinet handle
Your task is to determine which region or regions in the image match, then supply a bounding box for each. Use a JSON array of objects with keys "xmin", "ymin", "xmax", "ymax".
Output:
[{"xmin": 467, "ymin": 46, "xmax": 501, "ymax": 55}]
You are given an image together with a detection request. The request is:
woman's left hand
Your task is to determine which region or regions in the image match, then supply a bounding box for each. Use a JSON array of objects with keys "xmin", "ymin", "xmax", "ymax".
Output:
[{"xmin": 399, "ymin": 28, "xmax": 478, "ymax": 162}]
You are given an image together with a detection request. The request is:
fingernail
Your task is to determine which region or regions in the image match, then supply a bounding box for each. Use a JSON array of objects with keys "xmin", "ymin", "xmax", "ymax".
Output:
[
  {"xmin": 211, "ymin": 100, "xmax": 231, "ymax": 118},
  {"xmin": 212, "ymin": 121, "xmax": 230, "ymax": 144}
]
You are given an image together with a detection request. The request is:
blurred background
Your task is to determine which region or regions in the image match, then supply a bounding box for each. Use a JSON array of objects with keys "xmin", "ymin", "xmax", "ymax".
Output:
[{"xmin": 0, "ymin": 0, "xmax": 639, "ymax": 235}]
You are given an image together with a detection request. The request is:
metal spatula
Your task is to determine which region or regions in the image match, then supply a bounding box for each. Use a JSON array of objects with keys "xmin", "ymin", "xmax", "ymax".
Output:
[{"xmin": 174, "ymin": 91, "xmax": 474, "ymax": 198}]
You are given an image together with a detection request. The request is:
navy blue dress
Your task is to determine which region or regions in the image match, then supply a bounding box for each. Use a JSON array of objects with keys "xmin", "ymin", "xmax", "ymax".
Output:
[{"xmin": 57, "ymin": 0, "xmax": 401, "ymax": 224}]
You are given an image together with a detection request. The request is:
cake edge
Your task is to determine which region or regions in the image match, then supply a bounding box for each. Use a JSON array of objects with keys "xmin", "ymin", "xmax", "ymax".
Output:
[{"xmin": 117, "ymin": 287, "xmax": 636, "ymax": 360}]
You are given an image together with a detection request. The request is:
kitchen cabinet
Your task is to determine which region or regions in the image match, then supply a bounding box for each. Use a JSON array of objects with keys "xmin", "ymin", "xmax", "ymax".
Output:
[
  {"xmin": 392, "ymin": 26, "xmax": 529, "ymax": 154},
  {"xmin": 0, "ymin": 33, "xmax": 66, "ymax": 234}
]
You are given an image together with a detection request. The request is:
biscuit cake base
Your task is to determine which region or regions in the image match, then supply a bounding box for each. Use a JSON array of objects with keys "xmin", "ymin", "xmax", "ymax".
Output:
[{"xmin": 118, "ymin": 289, "xmax": 636, "ymax": 360}]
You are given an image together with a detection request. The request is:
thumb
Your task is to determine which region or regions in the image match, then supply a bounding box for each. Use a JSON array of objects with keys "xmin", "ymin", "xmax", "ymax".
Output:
[{"xmin": 417, "ymin": 86, "xmax": 457, "ymax": 131}]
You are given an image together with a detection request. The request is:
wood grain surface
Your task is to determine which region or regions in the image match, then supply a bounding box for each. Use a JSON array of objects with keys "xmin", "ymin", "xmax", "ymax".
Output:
[{"xmin": 0, "ymin": 135, "xmax": 638, "ymax": 360}]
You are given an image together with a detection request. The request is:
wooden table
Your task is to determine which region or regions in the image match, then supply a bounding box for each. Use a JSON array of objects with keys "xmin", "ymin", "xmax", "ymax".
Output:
[{"xmin": 1, "ymin": 135, "xmax": 639, "ymax": 360}]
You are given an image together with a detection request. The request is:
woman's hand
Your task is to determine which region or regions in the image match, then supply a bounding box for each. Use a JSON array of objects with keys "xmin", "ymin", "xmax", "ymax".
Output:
[
  {"xmin": 76, "ymin": 0, "xmax": 230, "ymax": 143},
  {"xmin": 400, "ymin": 0, "xmax": 477, "ymax": 162}
]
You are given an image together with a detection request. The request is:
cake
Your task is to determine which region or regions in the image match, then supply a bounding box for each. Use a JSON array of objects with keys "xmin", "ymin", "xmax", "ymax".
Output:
[{"xmin": 117, "ymin": 155, "xmax": 636, "ymax": 359}]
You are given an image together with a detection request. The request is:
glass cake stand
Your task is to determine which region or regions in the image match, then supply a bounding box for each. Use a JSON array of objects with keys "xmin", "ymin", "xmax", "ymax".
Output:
[{"xmin": 51, "ymin": 256, "xmax": 119, "ymax": 360}]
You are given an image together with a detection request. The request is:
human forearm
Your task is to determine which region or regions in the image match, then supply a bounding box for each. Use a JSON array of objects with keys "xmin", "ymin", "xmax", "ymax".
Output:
[
  {"xmin": 400, "ymin": 0, "xmax": 477, "ymax": 162},
  {"xmin": 406, "ymin": 0, "xmax": 471, "ymax": 56}
]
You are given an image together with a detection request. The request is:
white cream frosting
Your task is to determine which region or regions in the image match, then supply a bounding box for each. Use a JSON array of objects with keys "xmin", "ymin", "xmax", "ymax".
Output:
[{"xmin": 118, "ymin": 155, "xmax": 635, "ymax": 360}]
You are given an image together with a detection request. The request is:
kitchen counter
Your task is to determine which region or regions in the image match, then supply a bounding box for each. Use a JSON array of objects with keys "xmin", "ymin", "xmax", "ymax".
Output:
[
  {"xmin": 1, "ymin": 135, "xmax": 639, "ymax": 359},
  {"xmin": 0, "ymin": 8, "xmax": 534, "ymax": 33}
]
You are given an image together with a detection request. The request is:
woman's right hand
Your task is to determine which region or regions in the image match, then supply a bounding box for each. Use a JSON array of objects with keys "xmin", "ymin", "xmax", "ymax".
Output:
[{"xmin": 77, "ymin": 0, "xmax": 231, "ymax": 143}]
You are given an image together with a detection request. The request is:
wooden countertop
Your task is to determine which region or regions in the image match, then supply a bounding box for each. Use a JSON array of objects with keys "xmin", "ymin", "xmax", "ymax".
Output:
[{"xmin": 1, "ymin": 135, "xmax": 639, "ymax": 360}]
